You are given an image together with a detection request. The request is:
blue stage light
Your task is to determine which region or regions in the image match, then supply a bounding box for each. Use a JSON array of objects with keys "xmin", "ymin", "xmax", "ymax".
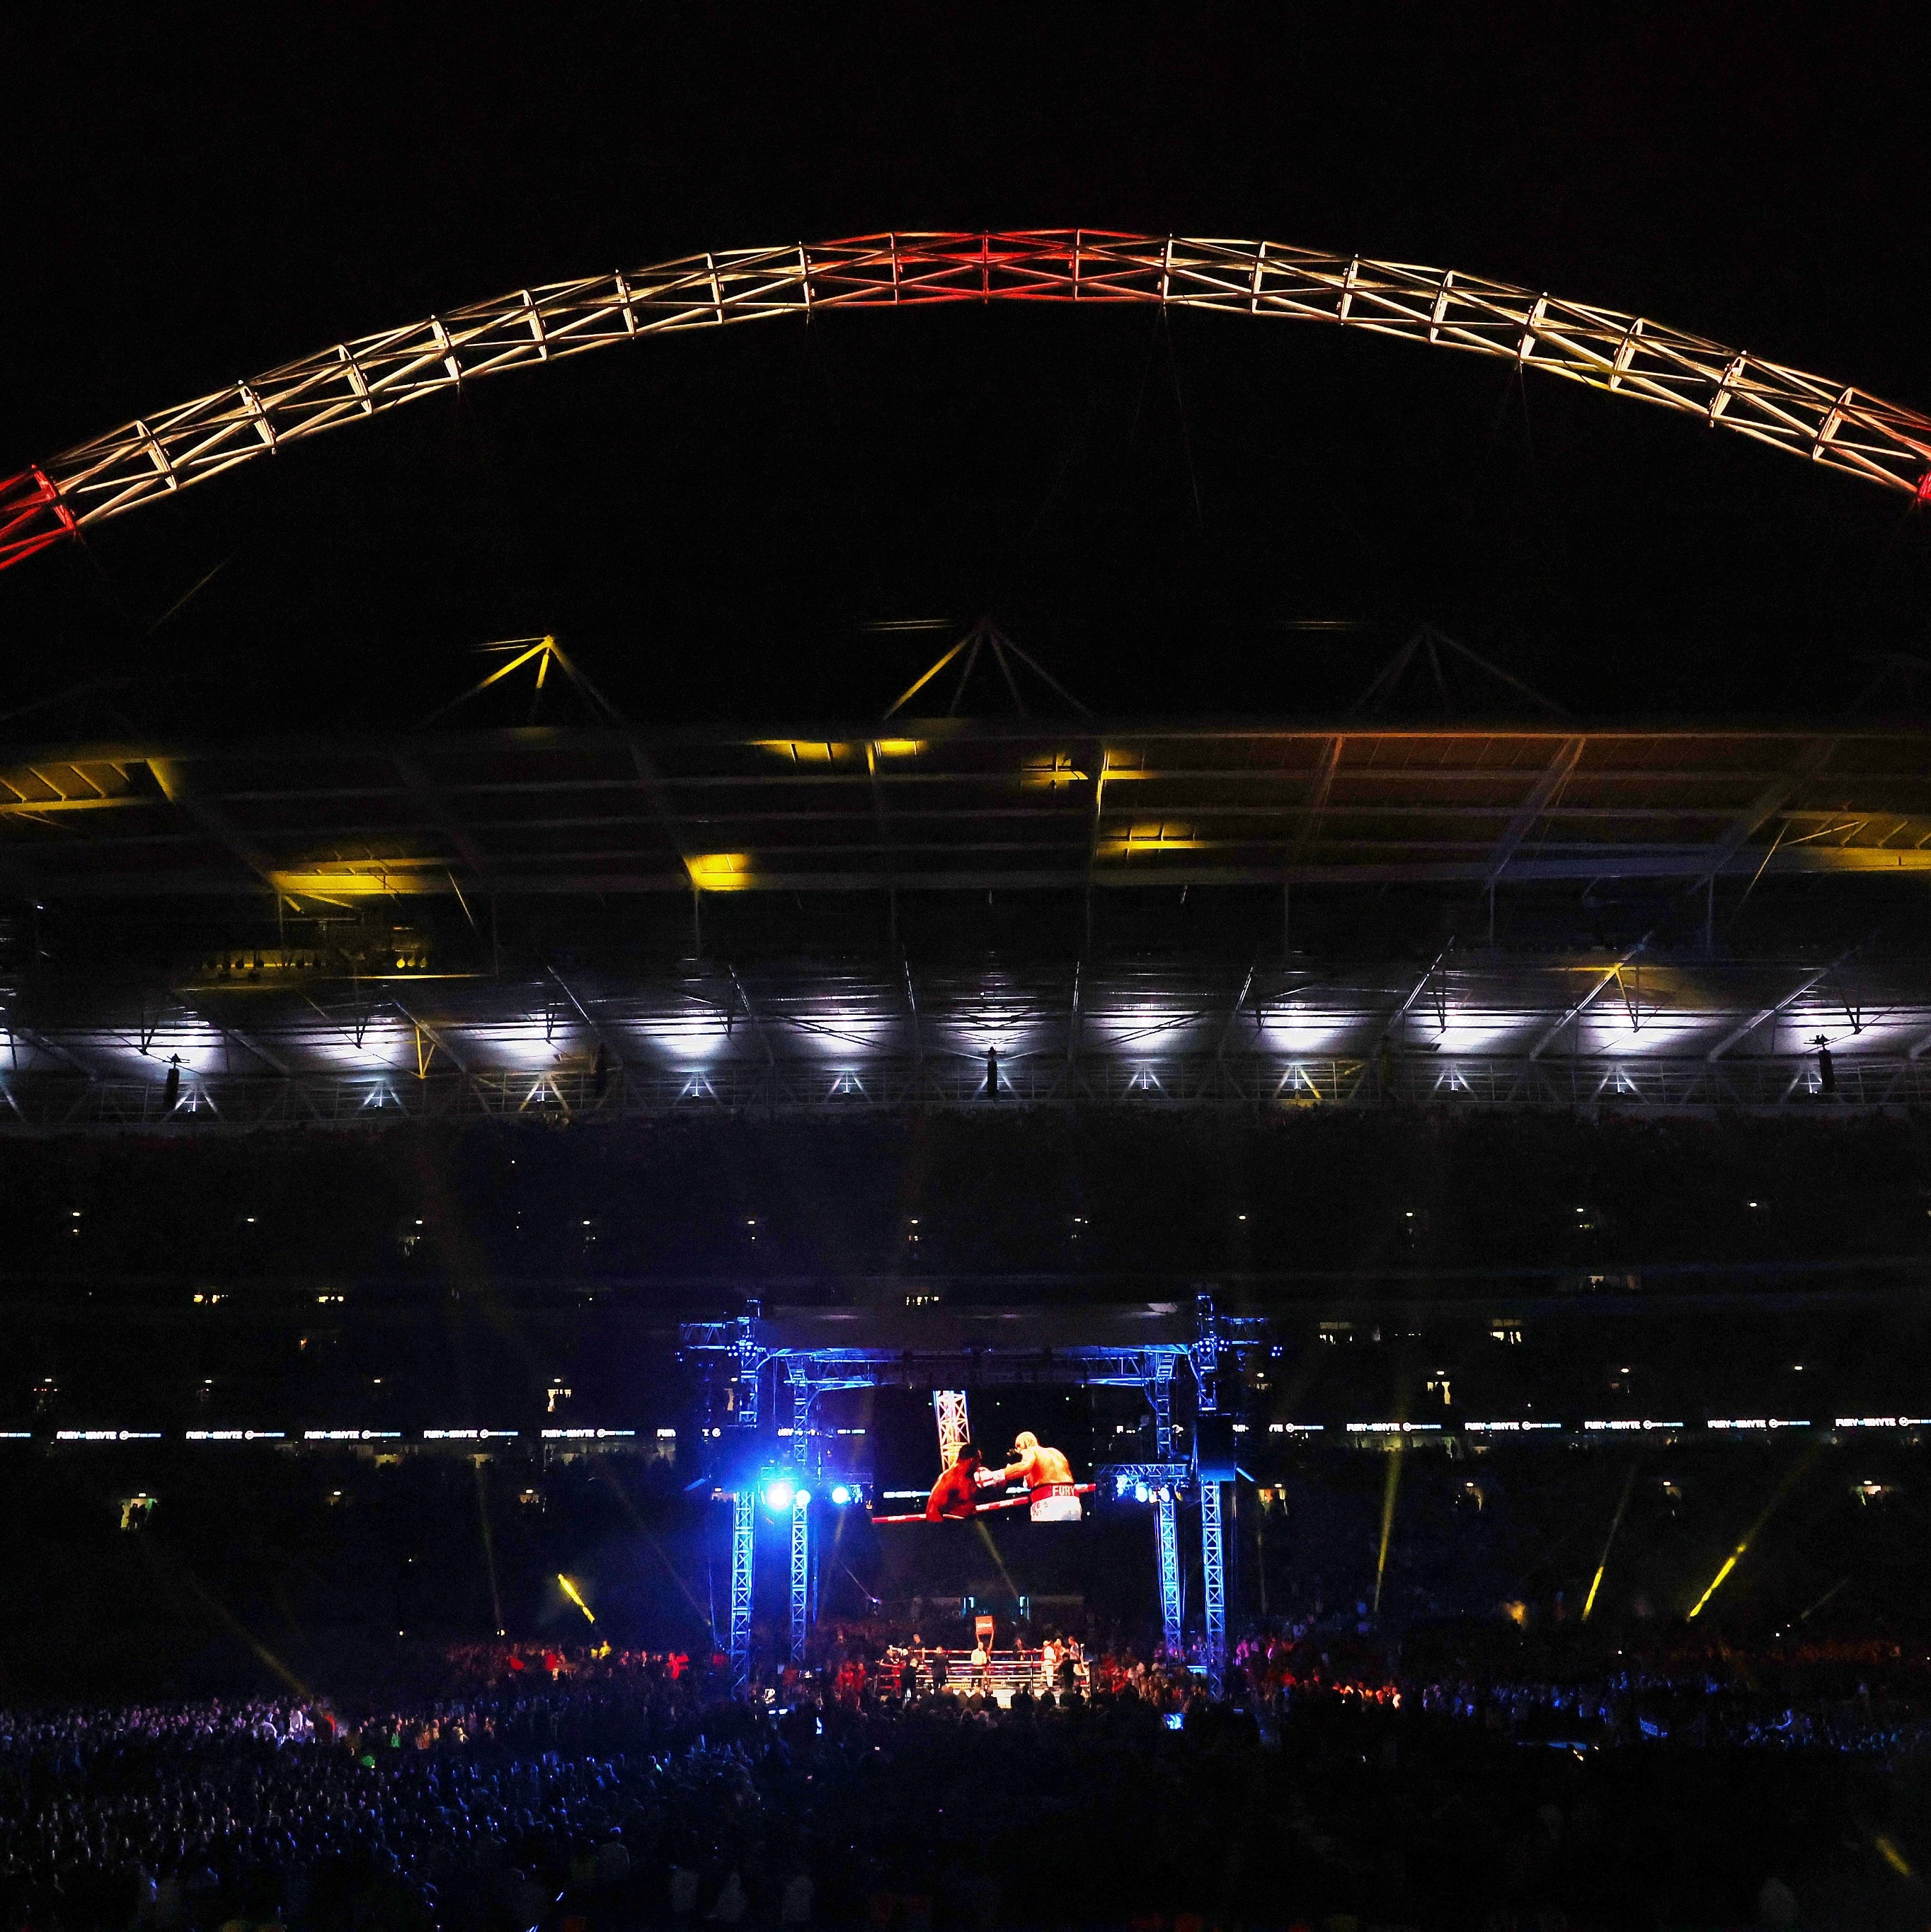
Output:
[
  {"xmin": 763, "ymin": 1478, "xmax": 793, "ymax": 1510},
  {"xmin": 830, "ymin": 1484, "xmax": 853, "ymax": 1506},
  {"xmin": 795, "ymin": 1488, "xmax": 811, "ymax": 1506}
]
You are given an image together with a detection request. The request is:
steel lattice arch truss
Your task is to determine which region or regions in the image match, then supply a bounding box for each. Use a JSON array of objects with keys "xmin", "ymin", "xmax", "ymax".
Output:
[{"xmin": 4, "ymin": 231, "xmax": 1930, "ymax": 568}]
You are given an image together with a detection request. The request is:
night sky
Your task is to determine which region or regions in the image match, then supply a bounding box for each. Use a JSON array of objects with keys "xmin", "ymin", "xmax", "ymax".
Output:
[{"xmin": 4, "ymin": 8, "xmax": 1929, "ymax": 736}]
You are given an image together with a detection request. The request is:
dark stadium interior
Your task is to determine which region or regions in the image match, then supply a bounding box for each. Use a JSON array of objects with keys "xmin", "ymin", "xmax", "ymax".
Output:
[{"xmin": 8, "ymin": 13, "xmax": 1931, "ymax": 1932}]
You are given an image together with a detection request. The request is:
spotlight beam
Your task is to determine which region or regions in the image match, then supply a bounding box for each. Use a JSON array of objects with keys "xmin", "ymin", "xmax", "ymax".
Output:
[
  {"xmin": 1371, "ymin": 1434, "xmax": 1404, "ymax": 1616},
  {"xmin": 1686, "ymin": 1440, "xmax": 1824, "ymax": 1620},
  {"xmin": 1581, "ymin": 1462, "xmax": 1638, "ymax": 1623}
]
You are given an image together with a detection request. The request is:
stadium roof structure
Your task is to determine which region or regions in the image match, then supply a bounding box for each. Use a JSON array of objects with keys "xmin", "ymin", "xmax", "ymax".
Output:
[
  {"xmin": 6, "ymin": 715, "xmax": 1931, "ymax": 902},
  {"xmin": 4, "ymin": 712, "xmax": 1930, "ymax": 1125},
  {"xmin": 3, "ymin": 228, "xmax": 1930, "ymax": 1129}
]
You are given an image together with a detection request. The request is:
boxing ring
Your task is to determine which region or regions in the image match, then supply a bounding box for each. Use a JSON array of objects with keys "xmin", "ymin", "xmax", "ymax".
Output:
[
  {"xmin": 872, "ymin": 1650, "xmax": 1090, "ymax": 1708},
  {"xmin": 680, "ymin": 1295, "xmax": 1264, "ymax": 1696}
]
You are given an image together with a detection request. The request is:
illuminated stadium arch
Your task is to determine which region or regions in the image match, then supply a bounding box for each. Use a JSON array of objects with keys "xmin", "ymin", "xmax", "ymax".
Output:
[{"xmin": 3, "ymin": 229, "xmax": 1929, "ymax": 573}]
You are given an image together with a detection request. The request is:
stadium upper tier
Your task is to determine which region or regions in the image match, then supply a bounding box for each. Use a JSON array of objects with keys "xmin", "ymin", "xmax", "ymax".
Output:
[{"xmin": 4, "ymin": 716, "xmax": 1930, "ymax": 899}]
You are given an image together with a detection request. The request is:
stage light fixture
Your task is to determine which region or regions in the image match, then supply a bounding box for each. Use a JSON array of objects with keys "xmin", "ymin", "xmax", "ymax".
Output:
[
  {"xmin": 795, "ymin": 1488, "xmax": 811, "ymax": 1506},
  {"xmin": 763, "ymin": 1478, "xmax": 794, "ymax": 1511},
  {"xmin": 830, "ymin": 1485, "xmax": 852, "ymax": 1506}
]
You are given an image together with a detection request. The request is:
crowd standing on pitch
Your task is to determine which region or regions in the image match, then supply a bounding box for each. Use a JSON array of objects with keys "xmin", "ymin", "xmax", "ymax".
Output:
[{"xmin": 1, "ymin": 1631, "xmax": 1927, "ymax": 1932}]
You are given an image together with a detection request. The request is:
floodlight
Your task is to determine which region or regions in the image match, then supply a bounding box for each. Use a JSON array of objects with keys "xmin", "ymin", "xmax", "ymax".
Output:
[
  {"xmin": 763, "ymin": 1479, "xmax": 793, "ymax": 1511},
  {"xmin": 830, "ymin": 1485, "xmax": 852, "ymax": 1506}
]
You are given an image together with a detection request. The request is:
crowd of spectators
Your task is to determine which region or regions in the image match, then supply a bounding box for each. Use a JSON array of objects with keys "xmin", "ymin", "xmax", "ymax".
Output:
[
  {"xmin": 1224, "ymin": 1626, "xmax": 1931, "ymax": 1759},
  {"xmin": 1, "ymin": 1629, "xmax": 1928, "ymax": 1932}
]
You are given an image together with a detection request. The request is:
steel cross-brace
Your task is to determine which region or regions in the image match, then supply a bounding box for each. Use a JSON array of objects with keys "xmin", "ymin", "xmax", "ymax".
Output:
[
  {"xmin": 1193, "ymin": 1292, "xmax": 1228, "ymax": 1694},
  {"xmin": 1200, "ymin": 1478, "xmax": 1227, "ymax": 1697},
  {"xmin": 725, "ymin": 1301, "xmax": 765, "ymax": 1692},
  {"xmin": 932, "ymin": 1388, "xmax": 972, "ymax": 1475},
  {"xmin": 1148, "ymin": 1352, "xmax": 1184, "ymax": 1657},
  {"xmin": 788, "ymin": 1364, "xmax": 813, "ymax": 1663},
  {"xmin": 728, "ymin": 1486, "xmax": 755, "ymax": 1696}
]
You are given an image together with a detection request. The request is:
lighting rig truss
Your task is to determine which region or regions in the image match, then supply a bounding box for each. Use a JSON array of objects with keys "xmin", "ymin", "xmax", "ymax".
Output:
[
  {"xmin": 932, "ymin": 1389, "xmax": 972, "ymax": 1476},
  {"xmin": 5, "ymin": 231, "xmax": 1929, "ymax": 571},
  {"xmin": 684, "ymin": 1296, "xmax": 1268, "ymax": 1693}
]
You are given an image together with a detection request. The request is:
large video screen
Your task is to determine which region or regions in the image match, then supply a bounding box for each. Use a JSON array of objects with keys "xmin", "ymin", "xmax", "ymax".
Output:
[{"xmin": 871, "ymin": 1386, "xmax": 1094, "ymax": 1524}]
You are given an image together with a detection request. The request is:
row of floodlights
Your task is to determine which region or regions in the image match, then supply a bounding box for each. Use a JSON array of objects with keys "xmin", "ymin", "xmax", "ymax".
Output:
[{"xmin": 760, "ymin": 1478, "xmax": 864, "ymax": 1510}]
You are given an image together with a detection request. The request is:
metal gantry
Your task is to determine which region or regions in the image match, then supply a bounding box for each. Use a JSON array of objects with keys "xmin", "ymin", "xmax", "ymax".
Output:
[
  {"xmin": 10, "ymin": 939, "xmax": 1931, "ymax": 1132},
  {"xmin": 13, "ymin": 1049, "xmax": 1931, "ymax": 1128},
  {"xmin": 6, "ymin": 231, "xmax": 1927, "ymax": 570}
]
